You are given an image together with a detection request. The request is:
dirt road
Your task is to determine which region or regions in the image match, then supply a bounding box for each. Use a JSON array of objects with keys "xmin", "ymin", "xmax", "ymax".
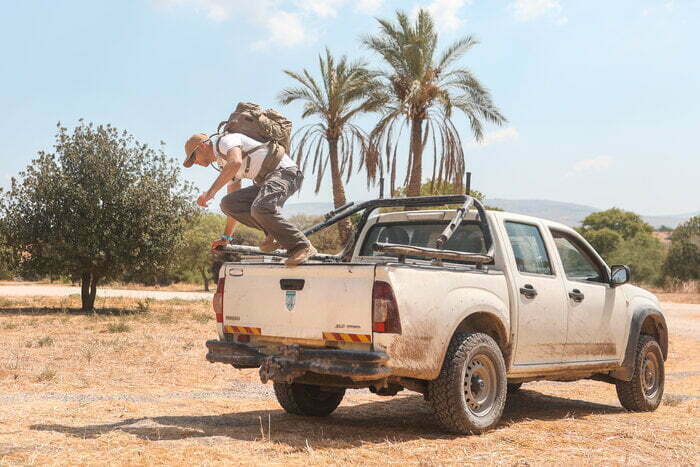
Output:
[{"xmin": 0, "ymin": 296, "xmax": 698, "ymax": 465}]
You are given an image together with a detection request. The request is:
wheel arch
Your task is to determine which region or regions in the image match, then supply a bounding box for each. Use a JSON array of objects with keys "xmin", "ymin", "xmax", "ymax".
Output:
[
  {"xmin": 447, "ymin": 310, "xmax": 511, "ymax": 370},
  {"xmin": 612, "ymin": 307, "xmax": 668, "ymax": 381}
]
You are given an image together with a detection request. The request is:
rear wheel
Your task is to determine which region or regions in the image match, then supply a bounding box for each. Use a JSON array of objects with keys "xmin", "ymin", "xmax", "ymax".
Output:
[
  {"xmin": 615, "ymin": 335, "xmax": 664, "ymax": 411},
  {"xmin": 427, "ymin": 332, "xmax": 507, "ymax": 434},
  {"xmin": 273, "ymin": 382, "xmax": 345, "ymax": 417}
]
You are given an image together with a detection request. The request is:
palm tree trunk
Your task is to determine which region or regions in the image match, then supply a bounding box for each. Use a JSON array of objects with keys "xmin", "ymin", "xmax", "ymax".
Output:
[
  {"xmin": 328, "ymin": 137, "xmax": 352, "ymax": 244},
  {"xmin": 407, "ymin": 117, "xmax": 424, "ymax": 197}
]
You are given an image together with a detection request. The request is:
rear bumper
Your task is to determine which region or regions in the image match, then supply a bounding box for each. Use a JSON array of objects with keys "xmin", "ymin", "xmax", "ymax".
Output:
[{"xmin": 205, "ymin": 339, "xmax": 390, "ymax": 383}]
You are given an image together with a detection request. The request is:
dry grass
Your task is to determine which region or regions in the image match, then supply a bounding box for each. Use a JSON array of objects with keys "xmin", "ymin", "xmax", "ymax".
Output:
[
  {"xmin": 0, "ymin": 295, "xmax": 698, "ymax": 465},
  {"xmin": 652, "ymin": 280, "xmax": 700, "ymax": 304},
  {"xmin": 0, "ymin": 280, "xmax": 206, "ymax": 293}
]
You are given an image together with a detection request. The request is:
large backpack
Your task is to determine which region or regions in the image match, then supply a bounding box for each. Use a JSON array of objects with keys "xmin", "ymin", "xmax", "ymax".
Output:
[
  {"xmin": 216, "ymin": 102, "xmax": 292, "ymax": 184},
  {"xmin": 217, "ymin": 102, "xmax": 292, "ymax": 153}
]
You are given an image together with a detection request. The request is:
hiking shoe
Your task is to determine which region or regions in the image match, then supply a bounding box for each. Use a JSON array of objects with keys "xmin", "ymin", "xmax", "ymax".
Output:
[
  {"xmin": 259, "ymin": 235, "xmax": 280, "ymax": 253},
  {"xmin": 285, "ymin": 244, "xmax": 318, "ymax": 267}
]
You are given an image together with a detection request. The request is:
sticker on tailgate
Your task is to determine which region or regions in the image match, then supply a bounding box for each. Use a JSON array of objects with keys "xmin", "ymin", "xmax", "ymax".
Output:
[{"xmin": 285, "ymin": 291, "xmax": 296, "ymax": 311}]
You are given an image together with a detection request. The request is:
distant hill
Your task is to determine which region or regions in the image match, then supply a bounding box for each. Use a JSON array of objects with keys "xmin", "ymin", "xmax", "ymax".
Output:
[
  {"xmin": 283, "ymin": 199, "xmax": 698, "ymax": 229},
  {"xmin": 486, "ymin": 199, "xmax": 698, "ymax": 228},
  {"xmin": 485, "ymin": 199, "xmax": 598, "ymax": 227}
]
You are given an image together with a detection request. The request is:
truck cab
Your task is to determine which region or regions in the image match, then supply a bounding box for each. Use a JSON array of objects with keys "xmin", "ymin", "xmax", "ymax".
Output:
[{"xmin": 206, "ymin": 195, "xmax": 668, "ymax": 434}]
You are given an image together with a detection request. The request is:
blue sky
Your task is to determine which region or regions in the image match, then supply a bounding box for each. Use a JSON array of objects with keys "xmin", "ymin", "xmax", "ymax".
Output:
[{"xmin": 1, "ymin": 0, "xmax": 698, "ymax": 215}]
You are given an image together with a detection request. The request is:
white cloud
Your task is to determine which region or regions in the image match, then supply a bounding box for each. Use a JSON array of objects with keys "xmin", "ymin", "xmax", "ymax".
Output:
[
  {"xmin": 296, "ymin": 0, "xmax": 345, "ymax": 18},
  {"xmin": 156, "ymin": 0, "xmax": 310, "ymax": 47},
  {"xmin": 356, "ymin": 0, "xmax": 384, "ymax": 14},
  {"xmin": 155, "ymin": 0, "xmax": 382, "ymax": 47},
  {"xmin": 253, "ymin": 10, "xmax": 308, "ymax": 49},
  {"xmin": 473, "ymin": 127, "xmax": 519, "ymax": 146},
  {"xmin": 415, "ymin": 0, "xmax": 473, "ymax": 32},
  {"xmin": 296, "ymin": 0, "xmax": 384, "ymax": 16},
  {"xmin": 510, "ymin": 0, "xmax": 567, "ymax": 24}
]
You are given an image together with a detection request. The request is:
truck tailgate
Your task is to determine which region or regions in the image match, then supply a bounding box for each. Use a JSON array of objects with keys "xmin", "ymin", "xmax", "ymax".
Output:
[{"xmin": 222, "ymin": 263, "xmax": 376, "ymax": 341}]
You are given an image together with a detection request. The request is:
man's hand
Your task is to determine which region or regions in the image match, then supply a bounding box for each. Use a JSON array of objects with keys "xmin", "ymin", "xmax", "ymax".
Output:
[
  {"xmin": 211, "ymin": 237, "xmax": 229, "ymax": 251},
  {"xmin": 197, "ymin": 192, "xmax": 211, "ymax": 208}
]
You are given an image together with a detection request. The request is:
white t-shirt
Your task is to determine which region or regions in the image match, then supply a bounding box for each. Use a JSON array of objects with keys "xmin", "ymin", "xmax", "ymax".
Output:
[{"xmin": 214, "ymin": 133, "xmax": 295, "ymax": 181}]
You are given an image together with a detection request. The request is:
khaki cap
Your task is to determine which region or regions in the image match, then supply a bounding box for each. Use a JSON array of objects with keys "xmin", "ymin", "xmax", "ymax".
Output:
[{"xmin": 183, "ymin": 133, "xmax": 209, "ymax": 168}]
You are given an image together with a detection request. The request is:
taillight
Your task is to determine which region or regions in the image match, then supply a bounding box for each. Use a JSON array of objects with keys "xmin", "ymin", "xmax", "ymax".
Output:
[
  {"xmin": 372, "ymin": 281, "xmax": 401, "ymax": 333},
  {"xmin": 213, "ymin": 277, "xmax": 225, "ymax": 323}
]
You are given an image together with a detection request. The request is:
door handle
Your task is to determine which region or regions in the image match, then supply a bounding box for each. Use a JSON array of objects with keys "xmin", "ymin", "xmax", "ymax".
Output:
[
  {"xmin": 569, "ymin": 289, "xmax": 585, "ymax": 302},
  {"xmin": 519, "ymin": 284, "xmax": 538, "ymax": 299}
]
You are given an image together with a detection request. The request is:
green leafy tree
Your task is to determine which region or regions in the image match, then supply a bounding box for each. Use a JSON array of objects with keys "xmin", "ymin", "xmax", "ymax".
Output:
[
  {"xmin": 177, "ymin": 213, "xmax": 224, "ymax": 291},
  {"xmin": 278, "ymin": 49, "xmax": 384, "ymax": 243},
  {"xmin": 581, "ymin": 227, "xmax": 623, "ymax": 261},
  {"xmin": 608, "ymin": 233, "xmax": 665, "ymax": 284},
  {"xmin": 662, "ymin": 216, "xmax": 700, "ymax": 281},
  {"xmin": 176, "ymin": 213, "xmax": 266, "ymax": 290},
  {"xmin": 363, "ymin": 9, "xmax": 506, "ymax": 197},
  {"xmin": 289, "ymin": 215, "xmax": 345, "ymax": 254},
  {"xmin": 0, "ymin": 246, "xmax": 12, "ymax": 280},
  {"xmin": 580, "ymin": 208, "xmax": 653, "ymax": 240},
  {"xmin": 0, "ymin": 122, "xmax": 195, "ymax": 310}
]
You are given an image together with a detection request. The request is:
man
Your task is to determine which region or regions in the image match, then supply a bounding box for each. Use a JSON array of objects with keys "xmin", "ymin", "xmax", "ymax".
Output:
[{"xmin": 183, "ymin": 132, "xmax": 317, "ymax": 266}]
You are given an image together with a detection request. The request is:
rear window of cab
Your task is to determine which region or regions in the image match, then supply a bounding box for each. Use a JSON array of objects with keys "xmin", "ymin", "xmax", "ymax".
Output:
[{"xmin": 360, "ymin": 221, "xmax": 487, "ymax": 263}]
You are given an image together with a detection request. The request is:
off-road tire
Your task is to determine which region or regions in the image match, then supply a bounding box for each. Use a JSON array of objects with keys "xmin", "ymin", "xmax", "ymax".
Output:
[
  {"xmin": 273, "ymin": 382, "xmax": 345, "ymax": 417},
  {"xmin": 427, "ymin": 332, "xmax": 507, "ymax": 434},
  {"xmin": 507, "ymin": 383, "xmax": 523, "ymax": 393},
  {"xmin": 615, "ymin": 335, "xmax": 664, "ymax": 411}
]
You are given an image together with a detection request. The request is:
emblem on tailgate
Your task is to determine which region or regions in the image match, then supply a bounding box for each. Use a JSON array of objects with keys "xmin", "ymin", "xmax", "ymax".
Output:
[{"xmin": 285, "ymin": 291, "xmax": 296, "ymax": 311}]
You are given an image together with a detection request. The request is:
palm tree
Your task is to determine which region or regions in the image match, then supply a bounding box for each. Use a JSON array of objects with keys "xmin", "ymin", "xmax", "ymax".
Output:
[
  {"xmin": 278, "ymin": 48, "xmax": 384, "ymax": 243},
  {"xmin": 363, "ymin": 9, "xmax": 506, "ymax": 197}
]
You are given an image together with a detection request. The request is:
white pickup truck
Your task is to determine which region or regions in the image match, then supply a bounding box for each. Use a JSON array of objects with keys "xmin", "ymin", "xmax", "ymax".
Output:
[{"xmin": 206, "ymin": 195, "xmax": 668, "ymax": 434}]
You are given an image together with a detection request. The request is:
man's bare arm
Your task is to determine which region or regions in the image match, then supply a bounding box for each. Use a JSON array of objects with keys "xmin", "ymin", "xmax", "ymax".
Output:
[{"xmin": 204, "ymin": 147, "xmax": 242, "ymax": 201}]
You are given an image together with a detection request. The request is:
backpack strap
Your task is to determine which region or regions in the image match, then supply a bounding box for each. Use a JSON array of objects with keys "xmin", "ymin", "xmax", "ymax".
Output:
[
  {"xmin": 216, "ymin": 135, "xmax": 284, "ymax": 183},
  {"xmin": 241, "ymin": 142, "xmax": 269, "ymax": 179},
  {"xmin": 253, "ymin": 142, "xmax": 285, "ymax": 185}
]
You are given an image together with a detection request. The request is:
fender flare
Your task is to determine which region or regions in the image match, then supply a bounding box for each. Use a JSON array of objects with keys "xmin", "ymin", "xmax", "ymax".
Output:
[
  {"xmin": 613, "ymin": 307, "xmax": 668, "ymax": 381},
  {"xmin": 438, "ymin": 305, "xmax": 510, "ymax": 373}
]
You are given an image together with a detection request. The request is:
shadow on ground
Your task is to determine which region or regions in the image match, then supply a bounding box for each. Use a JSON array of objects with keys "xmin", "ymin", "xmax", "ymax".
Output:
[{"xmin": 31, "ymin": 389, "xmax": 626, "ymax": 448}]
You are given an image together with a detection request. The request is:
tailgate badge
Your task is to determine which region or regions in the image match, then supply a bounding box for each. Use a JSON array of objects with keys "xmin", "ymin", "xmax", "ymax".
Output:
[{"xmin": 285, "ymin": 291, "xmax": 297, "ymax": 311}]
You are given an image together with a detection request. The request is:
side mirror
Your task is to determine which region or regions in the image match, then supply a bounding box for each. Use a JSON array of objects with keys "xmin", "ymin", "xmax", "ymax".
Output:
[{"xmin": 610, "ymin": 265, "xmax": 631, "ymax": 286}]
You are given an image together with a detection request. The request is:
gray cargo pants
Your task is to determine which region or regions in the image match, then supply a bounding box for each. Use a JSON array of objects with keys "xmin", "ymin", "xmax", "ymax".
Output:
[{"xmin": 220, "ymin": 167, "xmax": 310, "ymax": 251}]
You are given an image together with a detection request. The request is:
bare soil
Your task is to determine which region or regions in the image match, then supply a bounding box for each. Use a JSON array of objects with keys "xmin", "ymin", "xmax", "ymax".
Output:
[{"xmin": 0, "ymin": 295, "xmax": 698, "ymax": 465}]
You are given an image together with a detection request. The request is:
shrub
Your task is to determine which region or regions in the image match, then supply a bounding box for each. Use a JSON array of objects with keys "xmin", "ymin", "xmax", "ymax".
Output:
[
  {"xmin": 36, "ymin": 336, "xmax": 54, "ymax": 347},
  {"xmin": 608, "ymin": 233, "xmax": 665, "ymax": 285},
  {"xmin": 107, "ymin": 322, "xmax": 131, "ymax": 333}
]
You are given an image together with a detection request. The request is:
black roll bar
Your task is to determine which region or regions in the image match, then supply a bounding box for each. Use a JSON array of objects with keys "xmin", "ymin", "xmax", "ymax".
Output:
[{"xmin": 216, "ymin": 194, "xmax": 494, "ymax": 262}]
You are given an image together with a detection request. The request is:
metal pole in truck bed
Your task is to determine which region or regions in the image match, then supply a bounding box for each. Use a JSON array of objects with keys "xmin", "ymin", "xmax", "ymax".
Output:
[
  {"xmin": 215, "ymin": 195, "xmax": 493, "ymax": 261},
  {"xmin": 216, "ymin": 244, "xmax": 339, "ymax": 261}
]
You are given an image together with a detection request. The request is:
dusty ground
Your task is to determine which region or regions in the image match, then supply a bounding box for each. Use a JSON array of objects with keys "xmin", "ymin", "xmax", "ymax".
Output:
[
  {"xmin": 0, "ymin": 295, "xmax": 698, "ymax": 465},
  {"xmin": 0, "ymin": 283, "xmax": 211, "ymax": 301},
  {"xmin": 0, "ymin": 281, "xmax": 207, "ymax": 293}
]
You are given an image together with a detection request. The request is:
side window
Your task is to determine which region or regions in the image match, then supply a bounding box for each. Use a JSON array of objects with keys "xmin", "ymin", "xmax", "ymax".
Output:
[
  {"xmin": 505, "ymin": 222, "xmax": 553, "ymax": 275},
  {"xmin": 551, "ymin": 231, "xmax": 606, "ymax": 282}
]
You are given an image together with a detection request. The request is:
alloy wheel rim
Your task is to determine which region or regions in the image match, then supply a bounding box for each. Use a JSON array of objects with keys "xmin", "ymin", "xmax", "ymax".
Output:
[{"xmin": 463, "ymin": 353, "xmax": 497, "ymax": 417}]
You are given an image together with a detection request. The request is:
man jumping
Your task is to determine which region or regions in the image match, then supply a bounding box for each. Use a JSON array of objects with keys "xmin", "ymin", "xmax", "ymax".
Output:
[{"xmin": 184, "ymin": 132, "xmax": 317, "ymax": 266}]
